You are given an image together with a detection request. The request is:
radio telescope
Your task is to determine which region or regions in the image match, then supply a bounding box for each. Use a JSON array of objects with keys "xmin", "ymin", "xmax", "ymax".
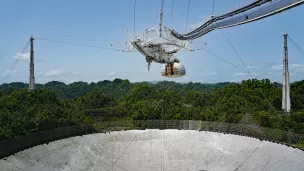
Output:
[{"xmin": 123, "ymin": 7, "xmax": 192, "ymax": 78}]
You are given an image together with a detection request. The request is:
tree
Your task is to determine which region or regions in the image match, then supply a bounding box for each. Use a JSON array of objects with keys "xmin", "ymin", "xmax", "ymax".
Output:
[
  {"xmin": 0, "ymin": 89, "xmax": 92, "ymax": 140},
  {"xmin": 0, "ymin": 77, "xmax": 304, "ymax": 138},
  {"xmin": 78, "ymin": 90, "xmax": 116, "ymax": 110}
]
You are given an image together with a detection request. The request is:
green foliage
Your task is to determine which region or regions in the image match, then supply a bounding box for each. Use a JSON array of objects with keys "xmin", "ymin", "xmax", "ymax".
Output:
[
  {"xmin": 102, "ymin": 118, "xmax": 134, "ymax": 128},
  {"xmin": 0, "ymin": 89, "xmax": 92, "ymax": 140},
  {"xmin": 125, "ymin": 84, "xmax": 158, "ymax": 103},
  {"xmin": 260, "ymin": 111, "xmax": 272, "ymax": 127},
  {"xmin": 1, "ymin": 78, "xmax": 304, "ymax": 141},
  {"xmin": 0, "ymin": 79, "xmax": 232, "ymax": 100},
  {"xmin": 178, "ymin": 107, "xmax": 202, "ymax": 120},
  {"xmin": 131, "ymin": 100, "xmax": 162, "ymax": 120},
  {"xmin": 78, "ymin": 90, "xmax": 116, "ymax": 110},
  {"xmin": 92, "ymin": 123, "xmax": 105, "ymax": 131}
]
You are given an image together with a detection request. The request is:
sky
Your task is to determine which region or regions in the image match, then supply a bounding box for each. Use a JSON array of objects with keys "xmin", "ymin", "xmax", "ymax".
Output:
[{"xmin": 1, "ymin": 0, "xmax": 304, "ymax": 84}]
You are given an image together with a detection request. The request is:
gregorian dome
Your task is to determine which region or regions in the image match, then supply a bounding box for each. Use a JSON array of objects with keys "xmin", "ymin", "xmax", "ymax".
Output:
[{"xmin": 161, "ymin": 62, "xmax": 186, "ymax": 78}]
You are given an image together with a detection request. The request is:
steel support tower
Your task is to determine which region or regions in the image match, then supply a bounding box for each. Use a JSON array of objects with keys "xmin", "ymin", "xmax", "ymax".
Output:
[
  {"xmin": 29, "ymin": 36, "xmax": 35, "ymax": 91},
  {"xmin": 282, "ymin": 33, "xmax": 290, "ymax": 113}
]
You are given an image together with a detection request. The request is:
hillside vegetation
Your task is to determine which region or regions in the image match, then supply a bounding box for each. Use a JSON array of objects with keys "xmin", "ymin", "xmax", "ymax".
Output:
[{"xmin": 0, "ymin": 78, "xmax": 304, "ymax": 141}]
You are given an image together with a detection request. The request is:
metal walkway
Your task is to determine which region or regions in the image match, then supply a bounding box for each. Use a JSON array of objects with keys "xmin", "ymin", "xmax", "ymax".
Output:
[{"xmin": 171, "ymin": 0, "xmax": 304, "ymax": 40}]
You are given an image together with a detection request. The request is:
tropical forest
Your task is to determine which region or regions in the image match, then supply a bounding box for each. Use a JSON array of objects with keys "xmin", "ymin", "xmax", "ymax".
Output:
[{"xmin": 0, "ymin": 78, "xmax": 304, "ymax": 144}]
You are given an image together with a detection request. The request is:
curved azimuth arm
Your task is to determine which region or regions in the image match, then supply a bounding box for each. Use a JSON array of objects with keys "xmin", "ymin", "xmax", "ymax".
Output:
[{"xmin": 171, "ymin": 0, "xmax": 304, "ymax": 40}]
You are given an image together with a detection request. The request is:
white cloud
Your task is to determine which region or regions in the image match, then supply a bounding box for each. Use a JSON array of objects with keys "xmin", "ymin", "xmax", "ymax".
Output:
[
  {"xmin": 2, "ymin": 70, "xmax": 16, "ymax": 77},
  {"xmin": 268, "ymin": 72, "xmax": 281, "ymax": 76},
  {"xmin": 234, "ymin": 72, "xmax": 248, "ymax": 76},
  {"xmin": 203, "ymin": 72, "xmax": 217, "ymax": 76},
  {"xmin": 229, "ymin": 79, "xmax": 239, "ymax": 83},
  {"xmin": 246, "ymin": 65, "xmax": 260, "ymax": 69},
  {"xmin": 233, "ymin": 72, "xmax": 259, "ymax": 77},
  {"xmin": 44, "ymin": 70, "xmax": 65, "ymax": 77},
  {"xmin": 290, "ymin": 64, "xmax": 304, "ymax": 70},
  {"xmin": 182, "ymin": 76, "xmax": 189, "ymax": 80},
  {"xmin": 66, "ymin": 77, "xmax": 79, "ymax": 84},
  {"xmin": 108, "ymin": 72, "xmax": 116, "ymax": 76},
  {"xmin": 13, "ymin": 52, "xmax": 30, "ymax": 60},
  {"xmin": 270, "ymin": 64, "xmax": 283, "ymax": 70},
  {"xmin": 290, "ymin": 73, "xmax": 297, "ymax": 76},
  {"xmin": 270, "ymin": 63, "xmax": 304, "ymax": 72},
  {"xmin": 290, "ymin": 64, "xmax": 303, "ymax": 68},
  {"xmin": 36, "ymin": 71, "xmax": 45, "ymax": 76},
  {"xmin": 291, "ymin": 65, "xmax": 304, "ymax": 73}
]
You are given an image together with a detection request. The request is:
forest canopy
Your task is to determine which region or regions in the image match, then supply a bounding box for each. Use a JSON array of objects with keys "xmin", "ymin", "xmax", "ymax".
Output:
[{"xmin": 0, "ymin": 78, "xmax": 304, "ymax": 141}]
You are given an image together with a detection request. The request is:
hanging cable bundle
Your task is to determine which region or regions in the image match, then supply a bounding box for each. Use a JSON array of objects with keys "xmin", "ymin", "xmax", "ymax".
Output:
[
  {"xmin": 171, "ymin": 0, "xmax": 304, "ymax": 40},
  {"xmin": 185, "ymin": 0, "xmax": 191, "ymax": 32},
  {"xmin": 212, "ymin": 0, "xmax": 216, "ymax": 16},
  {"xmin": 134, "ymin": 0, "xmax": 137, "ymax": 37}
]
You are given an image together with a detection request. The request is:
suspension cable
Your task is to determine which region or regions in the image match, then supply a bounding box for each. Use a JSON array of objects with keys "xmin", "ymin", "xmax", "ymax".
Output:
[
  {"xmin": 160, "ymin": 0, "xmax": 165, "ymax": 36},
  {"xmin": 288, "ymin": 35, "xmax": 304, "ymax": 59},
  {"xmin": 133, "ymin": 0, "xmax": 137, "ymax": 37},
  {"xmin": 185, "ymin": 0, "xmax": 191, "ymax": 32},
  {"xmin": 191, "ymin": 47, "xmax": 248, "ymax": 73},
  {"xmin": 234, "ymin": 141, "xmax": 263, "ymax": 170},
  {"xmin": 35, "ymin": 38, "xmax": 124, "ymax": 51},
  {"xmin": 30, "ymin": 37, "xmax": 122, "ymax": 43},
  {"xmin": 212, "ymin": 0, "xmax": 216, "ymax": 16},
  {"xmin": 1, "ymin": 41, "xmax": 30, "ymax": 82},
  {"xmin": 222, "ymin": 31, "xmax": 279, "ymax": 115},
  {"xmin": 170, "ymin": 0, "xmax": 175, "ymax": 22}
]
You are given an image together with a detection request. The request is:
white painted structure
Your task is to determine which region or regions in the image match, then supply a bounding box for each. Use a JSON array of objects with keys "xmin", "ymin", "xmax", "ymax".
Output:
[
  {"xmin": 0, "ymin": 130, "xmax": 303, "ymax": 171},
  {"xmin": 282, "ymin": 34, "xmax": 291, "ymax": 113}
]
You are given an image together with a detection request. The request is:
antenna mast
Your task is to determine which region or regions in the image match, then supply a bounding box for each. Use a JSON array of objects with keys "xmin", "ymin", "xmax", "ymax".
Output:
[
  {"xmin": 282, "ymin": 33, "xmax": 290, "ymax": 113},
  {"xmin": 159, "ymin": 0, "xmax": 165, "ymax": 37},
  {"xmin": 29, "ymin": 36, "xmax": 35, "ymax": 91},
  {"xmin": 125, "ymin": 29, "xmax": 128, "ymax": 50}
]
